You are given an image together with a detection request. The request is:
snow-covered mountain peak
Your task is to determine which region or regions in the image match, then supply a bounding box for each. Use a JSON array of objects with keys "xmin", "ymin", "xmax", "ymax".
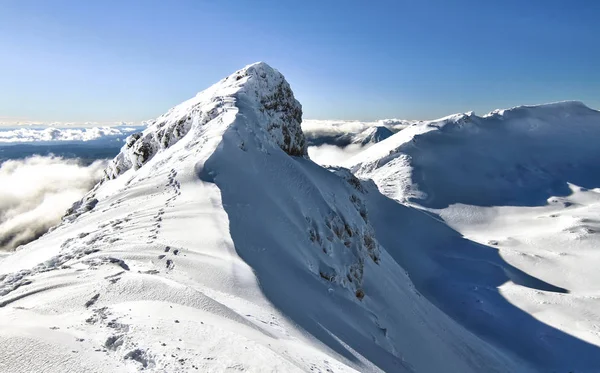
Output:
[
  {"xmin": 484, "ymin": 100, "xmax": 595, "ymax": 118},
  {"xmin": 7, "ymin": 63, "xmax": 599, "ymax": 371},
  {"xmin": 55, "ymin": 62, "xmax": 383, "ymax": 309},
  {"xmin": 352, "ymin": 126, "xmax": 394, "ymax": 145},
  {"xmin": 350, "ymin": 100, "xmax": 600, "ymax": 207},
  {"xmin": 104, "ymin": 61, "xmax": 305, "ymax": 179},
  {"xmin": 1, "ymin": 63, "xmax": 399, "ymax": 372}
]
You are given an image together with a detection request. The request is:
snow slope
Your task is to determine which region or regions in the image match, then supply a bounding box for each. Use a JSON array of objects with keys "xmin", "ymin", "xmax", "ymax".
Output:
[
  {"xmin": 350, "ymin": 126, "xmax": 394, "ymax": 146},
  {"xmin": 350, "ymin": 102, "xmax": 600, "ymax": 372},
  {"xmin": 437, "ymin": 185, "xmax": 600, "ymax": 353},
  {"xmin": 350, "ymin": 102, "xmax": 600, "ymax": 207},
  {"xmin": 0, "ymin": 63, "xmax": 525, "ymax": 372}
]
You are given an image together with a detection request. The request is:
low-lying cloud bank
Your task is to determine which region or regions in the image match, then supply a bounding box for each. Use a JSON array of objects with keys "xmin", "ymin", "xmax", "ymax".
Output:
[
  {"xmin": 303, "ymin": 119, "xmax": 407, "ymax": 166},
  {"xmin": 0, "ymin": 126, "xmax": 143, "ymax": 143},
  {"xmin": 301, "ymin": 119, "xmax": 414, "ymax": 138},
  {"xmin": 0, "ymin": 156, "xmax": 106, "ymax": 251},
  {"xmin": 308, "ymin": 144, "xmax": 372, "ymax": 167}
]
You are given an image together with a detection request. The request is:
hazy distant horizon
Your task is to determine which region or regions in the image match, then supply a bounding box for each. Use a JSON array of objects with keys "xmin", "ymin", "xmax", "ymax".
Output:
[{"xmin": 1, "ymin": 99, "xmax": 599, "ymax": 128}]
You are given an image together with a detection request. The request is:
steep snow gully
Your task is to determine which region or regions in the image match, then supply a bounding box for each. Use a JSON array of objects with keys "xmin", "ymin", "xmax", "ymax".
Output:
[{"xmin": 1, "ymin": 62, "xmax": 599, "ymax": 372}]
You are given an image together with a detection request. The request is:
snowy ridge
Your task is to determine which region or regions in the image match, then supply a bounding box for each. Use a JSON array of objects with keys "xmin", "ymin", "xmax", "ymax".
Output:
[
  {"xmin": 0, "ymin": 63, "xmax": 385, "ymax": 372},
  {"xmin": 6, "ymin": 63, "xmax": 591, "ymax": 372},
  {"xmin": 350, "ymin": 101, "xmax": 600, "ymax": 207},
  {"xmin": 483, "ymin": 100, "xmax": 592, "ymax": 118},
  {"xmin": 348, "ymin": 100, "xmax": 600, "ymax": 372},
  {"xmin": 105, "ymin": 62, "xmax": 305, "ymax": 179},
  {"xmin": 351, "ymin": 126, "xmax": 394, "ymax": 146},
  {"xmin": 1, "ymin": 63, "xmax": 520, "ymax": 373}
]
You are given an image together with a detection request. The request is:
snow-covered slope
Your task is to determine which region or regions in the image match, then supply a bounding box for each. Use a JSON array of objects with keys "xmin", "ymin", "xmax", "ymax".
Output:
[
  {"xmin": 350, "ymin": 102, "xmax": 600, "ymax": 207},
  {"xmin": 350, "ymin": 126, "xmax": 394, "ymax": 146},
  {"xmin": 349, "ymin": 102, "xmax": 600, "ymax": 372},
  {"xmin": 0, "ymin": 63, "xmax": 526, "ymax": 372}
]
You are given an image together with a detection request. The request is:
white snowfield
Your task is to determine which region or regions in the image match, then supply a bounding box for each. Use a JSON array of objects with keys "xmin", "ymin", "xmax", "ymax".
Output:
[
  {"xmin": 349, "ymin": 101, "xmax": 600, "ymax": 372},
  {"xmin": 350, "ymin": 101, "xmax": 600, "ymax": 207},
  {"xmin": 0, "ymin": 62, "xmax": 596, "ymax": 373}
]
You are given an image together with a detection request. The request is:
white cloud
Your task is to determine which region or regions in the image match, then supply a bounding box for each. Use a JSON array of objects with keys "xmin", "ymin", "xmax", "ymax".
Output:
[
  {"xmin": 308, "ymin": 144, "xmax": 371, "ymax": 167},
  {"xmin": 0, "ymin": 156, "xmax": 106, "ymax": 251},
  {"xmin": 302, "ymin": 120, "xmax": 373, "ymax": 137},
  {"xmin": 0, "ymin": 118, "xmax": 151, "ymax": 127},
  {"xmin": 0, "ymin": 126, "xmax": 142, "ymax": 143},
  {"xmin": 302, "ymin": 119, "xmax": 414, "ymax": 138}
]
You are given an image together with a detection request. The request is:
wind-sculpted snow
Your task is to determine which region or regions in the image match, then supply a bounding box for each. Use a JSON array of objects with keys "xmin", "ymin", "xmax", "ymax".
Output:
[
  {"xmin": 351, "ymin": 101, "xmax": 600, "ymax": 207},
  {"xmin": 0, "ymin": 126, "xmax": 141, "ymax": 143}
]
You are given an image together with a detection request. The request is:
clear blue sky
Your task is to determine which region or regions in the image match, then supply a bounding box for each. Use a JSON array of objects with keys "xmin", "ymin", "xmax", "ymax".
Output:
[{"xmin": 0, "ymin": 0, "xmax": 598, "ymax": 124}]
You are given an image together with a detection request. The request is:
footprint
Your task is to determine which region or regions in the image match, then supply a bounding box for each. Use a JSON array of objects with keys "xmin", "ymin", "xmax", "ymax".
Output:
[
  {"xmin": 124, "ymin": 348, "xmax": 153, "ymax": 368},
  {"xmin": 108, "ymin": 258, "xmax": 130, "ymax": 271},
  {"xmin": 105, "ymin": 335, "xmax": 124, "ymax": 351},
  {"xmin": 85, "ymin": 294, "xmax": 100, "ymax": 308}
]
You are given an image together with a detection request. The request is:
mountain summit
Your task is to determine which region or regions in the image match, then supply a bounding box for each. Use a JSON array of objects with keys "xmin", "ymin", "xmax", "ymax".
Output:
[
  {"xmin": 0, "ymin": 63, "xmax": 564, "ymax": 372},
  {"xmin": 0, "ymin": 63, "xmax": 401, "ymax": 372},
  {"xmin": 105, "ymin": 62, "xmax": 306, "ymax": 180}
]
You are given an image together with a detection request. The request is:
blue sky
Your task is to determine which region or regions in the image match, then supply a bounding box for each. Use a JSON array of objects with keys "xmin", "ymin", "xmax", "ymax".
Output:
[{"xmin": 0, "ymin": 0, "xmax": 598, "ymax": 124}]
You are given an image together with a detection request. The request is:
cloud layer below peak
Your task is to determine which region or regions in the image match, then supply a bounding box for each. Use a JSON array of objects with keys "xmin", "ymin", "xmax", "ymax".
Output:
[
  {"xmin": 0, "ymin": 156, "xmax": 106, "ymax": 251},
  {"xmin": 0, "ymin": 126, "xmax": 144, "ymax": 143}
]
